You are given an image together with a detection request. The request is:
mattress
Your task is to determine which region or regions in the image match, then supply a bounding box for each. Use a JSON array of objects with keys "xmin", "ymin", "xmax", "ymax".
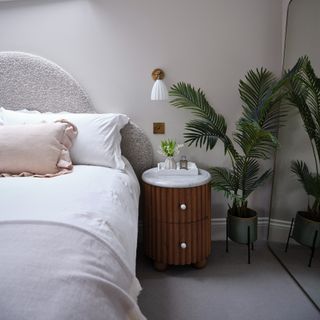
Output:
[{"xmin": 0, "ymin": 159, "xmax": 145, "ymax": 319}]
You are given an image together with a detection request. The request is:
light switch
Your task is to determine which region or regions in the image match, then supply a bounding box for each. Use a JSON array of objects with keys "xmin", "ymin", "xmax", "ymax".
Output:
[{"xmin": 153, "ymin": 122, "xmax": 165, "ymax": 134}]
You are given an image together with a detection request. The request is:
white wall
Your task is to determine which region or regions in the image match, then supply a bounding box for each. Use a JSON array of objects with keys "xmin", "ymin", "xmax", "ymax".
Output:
[{"xmin": 0, "ymin": 0, "xmax": 282, "ymax": 219}]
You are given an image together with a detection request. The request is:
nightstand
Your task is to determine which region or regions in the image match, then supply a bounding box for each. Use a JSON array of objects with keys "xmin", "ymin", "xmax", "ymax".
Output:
[{"xmin": 142, "ymin": 168, "xmax": 212, "ymax": 271}]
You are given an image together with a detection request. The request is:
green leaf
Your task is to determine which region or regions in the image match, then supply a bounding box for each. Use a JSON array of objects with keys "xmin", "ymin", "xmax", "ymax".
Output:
[
  {"xmin": 209, "ymin": 167, "xmax": 240, "ymax": 203},
  {"xmin": 169, "ymin": 82, "xmax": 237, "ymax": 156},
  {"xmin": 234, "ymin": 121, "xmax": 278, "ymax": 159},
  {"xmin": 160, "ymin": 139, "xmax": 177, "ymax": 157},
  {"xmin": 235, "ymin": 157, "xmax": 272, "ymax": 200},
  {"xmin": 291, "ymin": 160, "xmax": 320, "ymax": 199},
  {"xmin": 239, "ymin": 68, "xmax": 283, "ymax": 134}
]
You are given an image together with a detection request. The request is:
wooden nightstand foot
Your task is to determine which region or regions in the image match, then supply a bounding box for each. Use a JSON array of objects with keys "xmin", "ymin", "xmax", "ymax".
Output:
[
  {"xmin": 153, "ymin": 261, "xmax": 168, "ymax": 271},
  {"xmin": 193, "ymin": 259, "xmax": 207, "ymax": 269}
]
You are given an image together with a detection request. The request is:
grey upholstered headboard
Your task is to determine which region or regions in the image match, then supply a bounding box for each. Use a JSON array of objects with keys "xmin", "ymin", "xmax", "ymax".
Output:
[{"xmin": 0, "ymin": 52, "xmax": 153, "ymax": 178}]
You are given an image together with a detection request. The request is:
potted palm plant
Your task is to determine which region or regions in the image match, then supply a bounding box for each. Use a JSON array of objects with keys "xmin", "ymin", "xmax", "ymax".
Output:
[
  {"xmin": 169, "ymin": 61, "xmax": 302, "ymax": 262},
  {"xmin": 286, "ymin": 56, "xmax": 320, "ymax": 266}
]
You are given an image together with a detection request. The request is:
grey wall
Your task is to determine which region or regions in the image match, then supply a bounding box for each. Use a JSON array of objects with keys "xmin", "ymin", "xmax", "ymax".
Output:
[
  {"xmin": 270, "ymin": 0, "xmax": 320, "ymax": 239},
  {"xmin": 0, "ymin": 0, "xmax": 283, "ymax": 219}
]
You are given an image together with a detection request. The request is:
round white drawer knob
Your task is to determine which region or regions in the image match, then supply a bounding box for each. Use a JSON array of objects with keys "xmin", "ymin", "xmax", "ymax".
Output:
[
  {"xmin": 180, "ymin": 204, "xmax": 187, "ymax": 210},
  {"xmin": 180, "ymin": 242, "xmax": 187, "ymax": 249}
]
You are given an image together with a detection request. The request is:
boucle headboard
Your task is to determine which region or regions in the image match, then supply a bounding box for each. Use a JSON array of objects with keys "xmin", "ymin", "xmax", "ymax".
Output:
[{"xmin": 0, "ymin": 51, "xmax": 152, "ymax": 177}]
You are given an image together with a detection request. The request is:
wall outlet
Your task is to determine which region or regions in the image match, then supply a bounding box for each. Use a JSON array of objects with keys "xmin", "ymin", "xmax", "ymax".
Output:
[{"xmin": 153, "ymin": 122, "xmax": 165, "ymax": 134}]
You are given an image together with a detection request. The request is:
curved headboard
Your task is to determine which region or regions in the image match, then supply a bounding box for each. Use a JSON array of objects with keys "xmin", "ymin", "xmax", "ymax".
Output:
[{"xmin": 0, "ymin": 52, "xmax": 153, "ymax": 177}]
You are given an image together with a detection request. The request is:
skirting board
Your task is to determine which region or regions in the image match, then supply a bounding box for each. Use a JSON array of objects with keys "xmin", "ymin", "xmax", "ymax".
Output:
[
  {"xmin": 268, "ymin": 218, "xmax": 292, "ymax": 242},
  {"xmin": 208, "ymin": 218, "xmax": 291, "ymax": 242},
  {"xmin": 211, "ymin": 217, "xmax": 269, "ymax": 241}
]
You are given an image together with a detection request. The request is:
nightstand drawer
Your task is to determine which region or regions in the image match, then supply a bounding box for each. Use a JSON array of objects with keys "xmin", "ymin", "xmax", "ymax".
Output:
[
  {"xmin": 143, "ymin": 183, "xmax": 211, "ymax": 223},
  {"xmin": 144, "ymin": 219, "xmax": 211, "ymax": 265}
]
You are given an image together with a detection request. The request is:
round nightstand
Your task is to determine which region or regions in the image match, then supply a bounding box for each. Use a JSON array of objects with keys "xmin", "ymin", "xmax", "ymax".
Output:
[{"xmin": 142, "ymin": 167, "xmax": 212, "ymax": 271}]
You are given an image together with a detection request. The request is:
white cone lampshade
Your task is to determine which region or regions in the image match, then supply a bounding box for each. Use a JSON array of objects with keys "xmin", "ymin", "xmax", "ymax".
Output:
[{"xmin": 151, "ymin": 79, "xmax": 168, "ymax": 100}]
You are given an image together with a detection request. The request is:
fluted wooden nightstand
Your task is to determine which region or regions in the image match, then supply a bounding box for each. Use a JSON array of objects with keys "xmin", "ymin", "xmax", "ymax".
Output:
[{"xmin": 142, "ymin": 168, "xmax": 211, "ymax": 271}]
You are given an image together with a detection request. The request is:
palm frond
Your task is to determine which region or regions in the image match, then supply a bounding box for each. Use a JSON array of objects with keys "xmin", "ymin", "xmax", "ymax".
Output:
[
  {"xmin": 170, "ymin": 82, "xmax": 220, "ymax": 123},
  {"xmin": 299, "ymin": 59, "xmax": 320, "ymax": 158},
  {"xmin": 239, "ymin": 57, "xmax": 305, "ymax": 134},
  {"xmin": 291, "ymin": 160, "xmax": 320, "ymax": 217},
  {"xmin": 183, "ymin": 119, "xmax": 220, "ymax": 150},
  {"xmin": 209, "ymin": 167, "xmax": 239, "ymax": 201},
  {"xmin": 287, "ymin": 75, "xmax": 316, "ymax": 140},
  {"xmin": 291, "ymin": 160, "xmax": 320, "ymax": 198},
  {"xmin": 239, "ymin": 68, "xmax": 283, "ymax": 134},
  {"xmin": 169, "ymin": 82, "xmax": 237, "ymax": 155},
  {"xmin": 234, "ymin": 121, "xmax": 278, "ymax": 159},
  {"xmin": 287, "ymin": 57, "xmax": 320, "ymax": 176},
  {"xmin": 239, "ymin": 68, "xmax": 277, "ymax": 122},
  {"xmin": 235, "ymin": 157, "xmax": 259, "ymax": 194},
  {"xmin": 235, "ymin": 157, "xmax": 272, "ymax": 200},
  {"xmin": 301, "ymin": 59, "xmax": 320, "ymax": 117},
  {"xmin": 242, "ymin": 169, "xmax": 272, "ymax": 200}
]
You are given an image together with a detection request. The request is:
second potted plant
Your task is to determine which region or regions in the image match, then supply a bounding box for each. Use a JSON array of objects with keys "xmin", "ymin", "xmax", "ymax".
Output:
[{"xmin": 286, "ymin": 56, "xmax": 320, "ymax": 266}]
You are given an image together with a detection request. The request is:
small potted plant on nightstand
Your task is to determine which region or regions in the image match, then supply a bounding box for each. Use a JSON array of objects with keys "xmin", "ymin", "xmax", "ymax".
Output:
[
  {"xmin": 169, "ymin": 60, "xmax": 302, "ymax": 263},
  {"xmin": 285, "ymin": 56, "xmax": 320, "ymax": 267},
  {"xmin": 158, "ymin": 139, "xmax": 183, "ymax": 170}
]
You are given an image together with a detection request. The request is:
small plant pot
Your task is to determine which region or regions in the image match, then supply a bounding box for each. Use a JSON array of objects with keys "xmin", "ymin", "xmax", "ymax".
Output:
[
  {"xmin": 292, "ymin": 211, "xmax": 320, "ymax": 248},
  {"xmin": 227, "ymin": 209, "xmax": 257, "ymax": 244},
  {"xmin": 164, "ymin": 157, "xmax": 176, "ymax": 170}
]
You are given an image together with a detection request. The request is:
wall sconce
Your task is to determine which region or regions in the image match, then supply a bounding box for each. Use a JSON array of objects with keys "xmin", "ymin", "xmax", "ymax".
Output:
[{"xmin": 151, "ymin": 68, "xmax": 168, "ymax": 101}]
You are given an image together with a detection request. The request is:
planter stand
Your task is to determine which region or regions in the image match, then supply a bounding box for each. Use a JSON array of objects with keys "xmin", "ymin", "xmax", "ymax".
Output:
[
  {"xmin": 285, "ymin": 217, "xmax": 319, "ymax": 267},
  {"xmin": 226, "ymin": 218, "xmax": 255, "ymax": 264}
]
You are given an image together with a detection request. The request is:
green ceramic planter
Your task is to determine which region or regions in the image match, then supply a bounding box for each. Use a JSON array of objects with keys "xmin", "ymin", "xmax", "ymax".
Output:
[
  {"xmin": 292, "ymin": 211, "xmax": 320, "ymax": 248},
  {"xmin": 227, "ymin": 209, "xmax": 257, "ymax": 244}
]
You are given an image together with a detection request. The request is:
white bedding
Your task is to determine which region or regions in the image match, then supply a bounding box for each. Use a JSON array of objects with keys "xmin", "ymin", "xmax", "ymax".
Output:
[
  {"xmin": 0, "ymin": 159, "xmax": 139, "ymax": 273},
  {"xmin": 0, "ymin": 159, "xmax": 145, "ymax": 319}
]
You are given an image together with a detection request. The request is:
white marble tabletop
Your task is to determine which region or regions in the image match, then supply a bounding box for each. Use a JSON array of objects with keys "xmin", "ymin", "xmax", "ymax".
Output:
[{"xmin": 142, "ymin": 167, "xmax": 211, "ymax": 188}]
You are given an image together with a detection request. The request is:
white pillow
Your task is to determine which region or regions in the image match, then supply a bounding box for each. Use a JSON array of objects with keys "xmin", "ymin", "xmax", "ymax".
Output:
[
  {"xmin": 0, "ymin": 108, "xmax": 129, "ymax": 169},
  {"xmin": 0, "ymin": 108, "xmax": 3, "ymax": 125}
]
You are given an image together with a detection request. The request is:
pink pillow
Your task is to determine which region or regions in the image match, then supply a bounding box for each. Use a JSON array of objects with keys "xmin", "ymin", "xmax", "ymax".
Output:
[{"xmin": 0, "ymin": 121, "xmax": 77, "ymax": 177}]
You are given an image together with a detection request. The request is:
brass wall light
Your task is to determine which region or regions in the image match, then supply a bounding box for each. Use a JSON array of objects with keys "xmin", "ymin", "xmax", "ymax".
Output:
[{"xmin": 151, "ymin": 68, "xmax": 168, "ymax": 100}]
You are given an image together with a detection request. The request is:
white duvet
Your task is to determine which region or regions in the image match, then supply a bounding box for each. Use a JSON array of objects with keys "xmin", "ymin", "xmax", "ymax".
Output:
[{"xmin": 0, "ymin": 160, "xmax": 146, "ymax": 320}]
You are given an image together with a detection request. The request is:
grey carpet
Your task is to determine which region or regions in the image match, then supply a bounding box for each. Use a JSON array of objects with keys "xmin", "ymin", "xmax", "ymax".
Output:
[
  {"xmin": 136, "ymin": 241, "xmax": 320, "ymax": 320},
  {"xmin": 269, "ymin": 241, "xmax": 320, "ymax": 307}
]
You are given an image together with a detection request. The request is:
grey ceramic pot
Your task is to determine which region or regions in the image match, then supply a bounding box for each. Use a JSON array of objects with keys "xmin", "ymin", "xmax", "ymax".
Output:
[
  {"xmin": 292, "ymin": 211, "xmax": 320, "ymax": 248},
  {"xmin": 227, "ymin": 209, "xmax": 257, "ymax": 244}
]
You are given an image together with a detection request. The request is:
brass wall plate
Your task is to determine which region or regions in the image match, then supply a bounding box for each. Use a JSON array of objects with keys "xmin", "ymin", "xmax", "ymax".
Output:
[
  {"xmin": 152, "ymin": 68, "xmax": 165, "ymax": 80},
  {"xmin": 153, "ymin": 122, "xmax": 165, "ymax": 134}
]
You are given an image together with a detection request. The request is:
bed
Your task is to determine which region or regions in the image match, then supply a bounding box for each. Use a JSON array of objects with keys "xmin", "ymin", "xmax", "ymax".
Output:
[{"xmin": 0, "ymin": 52, "xmax": 152, "ymax": 320}]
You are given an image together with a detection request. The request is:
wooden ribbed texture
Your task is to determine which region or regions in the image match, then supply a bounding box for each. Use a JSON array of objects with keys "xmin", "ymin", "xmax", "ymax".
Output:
[{"xmin": 143, "ymin": 183, "xmax": 211, "ymax": 265}]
